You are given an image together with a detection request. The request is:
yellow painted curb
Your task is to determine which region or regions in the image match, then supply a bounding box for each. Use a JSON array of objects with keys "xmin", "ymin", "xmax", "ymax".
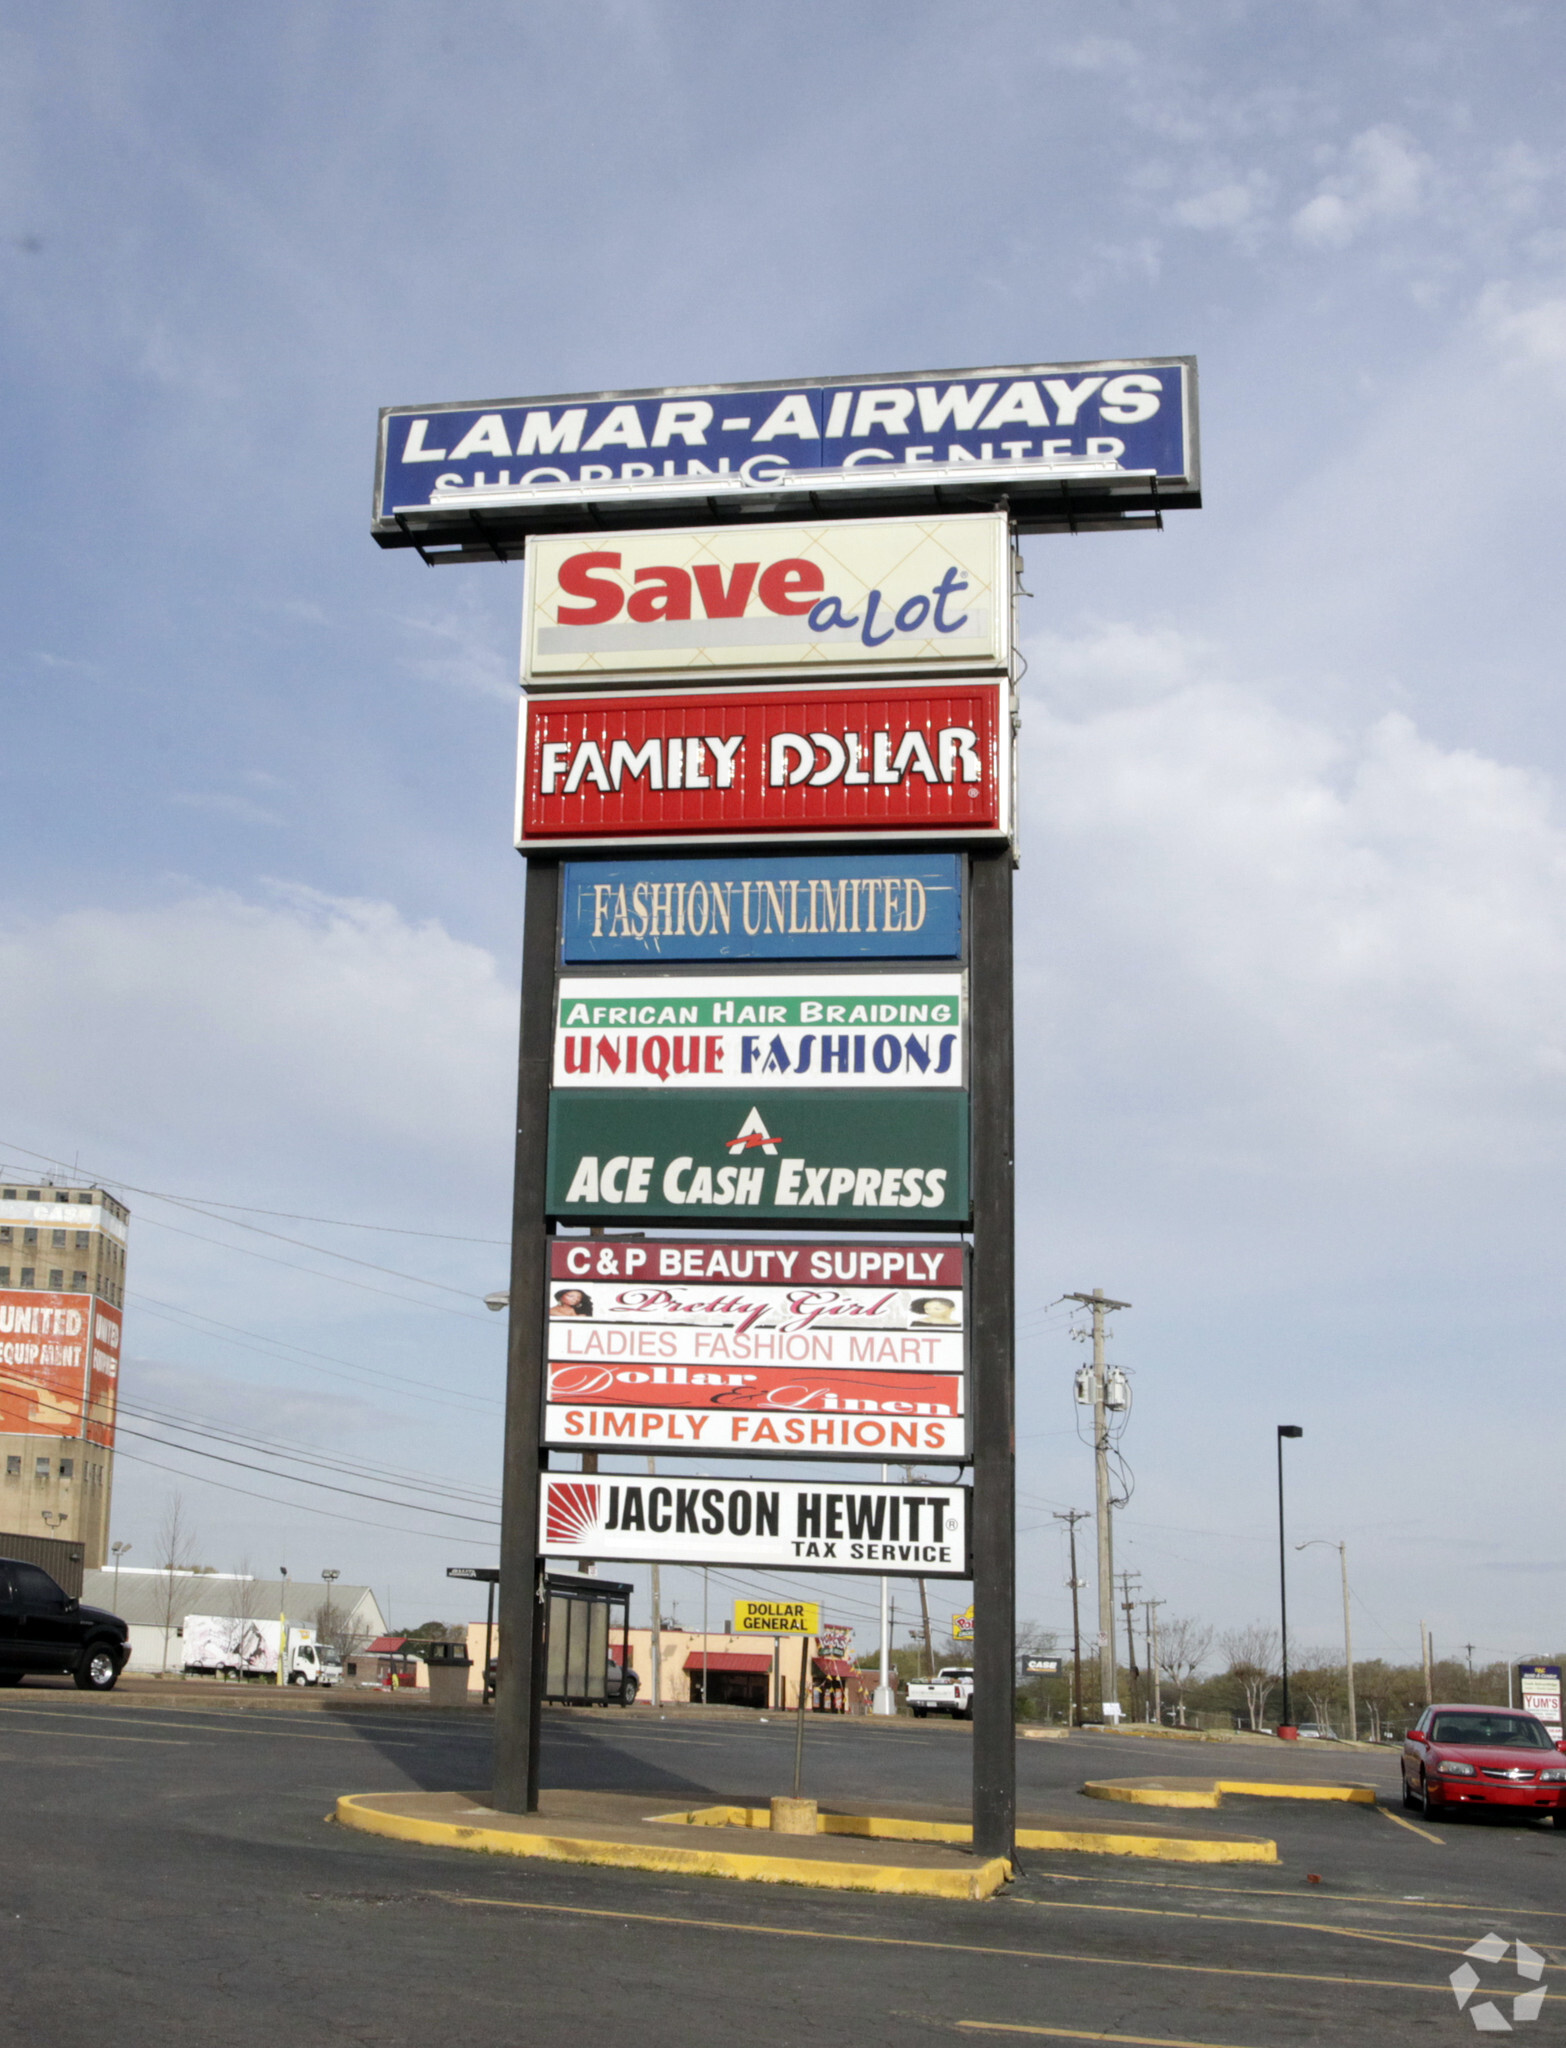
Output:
[
  {"xmin": 334, "ymin": 1795, "xmax": 1010, "ymax": 1900},
  {"xmin": 651, "ymin": 1803, "xmax": 1276, "ymax": 1866},
  {"xmin": 1084, "ymin": 1776, "xmax": 1375, "ymax": 1809}
]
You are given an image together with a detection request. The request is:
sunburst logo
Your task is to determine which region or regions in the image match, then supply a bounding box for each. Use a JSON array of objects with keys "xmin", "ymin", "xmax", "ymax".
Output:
[{"xmin": 545, "ymin": 1480, "xmax": 601, "ymax": 1546}]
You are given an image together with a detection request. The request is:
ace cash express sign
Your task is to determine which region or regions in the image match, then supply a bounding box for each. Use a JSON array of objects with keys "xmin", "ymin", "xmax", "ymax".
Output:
[{"xmin": 544, "ymin": 1235, "xmax": 967, "ymax": 1460}]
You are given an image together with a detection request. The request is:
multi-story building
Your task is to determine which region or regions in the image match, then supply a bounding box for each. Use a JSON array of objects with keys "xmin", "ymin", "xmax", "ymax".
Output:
[{"xmin": 0, "ymin": 1174, "xmax": 128, "ymax": 1566}]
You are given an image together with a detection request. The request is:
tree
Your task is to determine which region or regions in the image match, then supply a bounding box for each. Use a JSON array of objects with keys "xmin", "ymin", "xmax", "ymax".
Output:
[
  {"xmin": 1219, "ymin": 1622, "xmax": 1280, "ymax": 1730},
  {"xmin": 154, "ymin": 1493, "xmax": 198, "ymax": 1674},
  {"xmin": 1156, "ymin": 1617, "xmax": 1213, "ymax": 1726}
]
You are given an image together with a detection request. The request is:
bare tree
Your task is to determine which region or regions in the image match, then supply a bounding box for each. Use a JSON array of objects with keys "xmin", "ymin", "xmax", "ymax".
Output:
[
  {"xmin": 155, "ymin": 1493, "xmax": 198, "ymax": 1674},
  {"xmin": 1220, "ymin": 1622, "xmax": 1280, "ymax": 1731},
  {"xmin": 1156, "ymin": 1617, "xmax": 1214, "ymax": 1725}
]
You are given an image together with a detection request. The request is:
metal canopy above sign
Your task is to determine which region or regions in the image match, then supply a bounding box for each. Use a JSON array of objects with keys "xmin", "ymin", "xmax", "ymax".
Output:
[{"xmin": 374, "ymin": 358, "xmax": 1198, "ymax": 561}]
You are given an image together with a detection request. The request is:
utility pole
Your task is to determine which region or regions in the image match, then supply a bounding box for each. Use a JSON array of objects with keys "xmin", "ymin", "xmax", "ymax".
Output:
[
  {"xmin": 1067, "ymin": 1289, "xmax": 1130, "ymax": 1721},
  {"xmin": 647, "ymin": 1455, "xmax": 661, "ymax": 1708},
  {"xmin": 1118, "ymin": 1571, "xmax": 1142, "ymax": 1722},
  {"xmin": 1053, "ymin": 1510, "xmax": 1089, "ymax": 1727},
  {"xmin": 1145, "ymin": 1597, "xmax": 1165, "ymax": 1726},
  {"xmin": 1421, "ymin": 1623, "xmax": 1433, "ymax": 1707},
  {"xmin": 1465, "ymin": 1643, "xmax": 1475, "ymax": 1684}
]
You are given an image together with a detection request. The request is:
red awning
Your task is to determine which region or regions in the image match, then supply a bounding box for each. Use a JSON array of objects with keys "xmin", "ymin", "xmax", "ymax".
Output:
[
  {"xmin": 364, "ymin": 1636, "xmax": 407, "ymax": 1654},
  {"xmin": 813, "ymin": 1657, "xmax": 857, "ymax": 1678},
  {"xmin": 683, "ymin": 1652, "xmax": 772, "ymax": 1674}
]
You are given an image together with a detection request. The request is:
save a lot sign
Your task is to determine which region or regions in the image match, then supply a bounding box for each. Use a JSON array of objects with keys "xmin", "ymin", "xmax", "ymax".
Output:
[{"xmin": 546, "ymin": 972, "xmax": 968, "ymax": 1222}]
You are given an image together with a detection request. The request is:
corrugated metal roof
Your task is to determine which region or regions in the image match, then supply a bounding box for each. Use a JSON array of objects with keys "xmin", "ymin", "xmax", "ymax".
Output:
[
  {"xmin": 81, "ymin": 1572, "xmax": 385, "ymax": 1636},
  {"xmin": 682, "ymin": 1651, "xmax": 772, "ymax": 1674}
]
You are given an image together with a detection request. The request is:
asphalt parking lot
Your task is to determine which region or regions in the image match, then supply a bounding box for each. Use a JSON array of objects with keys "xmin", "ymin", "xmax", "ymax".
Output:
[{"xmin": 2, "ymin": 1689, "xmax": 1562, "ymax": 2046}]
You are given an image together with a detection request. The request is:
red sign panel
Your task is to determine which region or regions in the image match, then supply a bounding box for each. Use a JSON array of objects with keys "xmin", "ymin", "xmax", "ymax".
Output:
[
  {"xmin": 515, "ymin": 679, "xmax": 1010, "ymax": 849},
  {"xmin": 0, "ymin": 1291, "xmax": 118, "ymax": 1446}
]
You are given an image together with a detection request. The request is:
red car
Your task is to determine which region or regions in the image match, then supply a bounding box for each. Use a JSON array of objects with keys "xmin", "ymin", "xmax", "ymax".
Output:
[{"xmin": 1403, "ymin": 1705, "xmax": 1566, "ymax": 1822}]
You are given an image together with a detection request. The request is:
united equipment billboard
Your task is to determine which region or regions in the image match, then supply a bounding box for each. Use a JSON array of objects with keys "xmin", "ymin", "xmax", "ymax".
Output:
[
  {"xmin": 540, "ymin": 1472, "xmax": 971, "ymax": 1574},
  {"xmin": 0, "ymin": 1292, "xmax": 120, "ymax": 1447},
  {"xmin": 521, "ymin": 516, "xmax": 1009, "ymax": 684},
  {"xmin": 374, "ymin": 359, "xmax": 1198, "ymax": 559},
  {"xmin": 516, "ymin": 678, "xmax": 1012, "ymax": 849},
  {"xmin": 544, "ymin": 1236, "xmax": 966, "ymax": 1459}
]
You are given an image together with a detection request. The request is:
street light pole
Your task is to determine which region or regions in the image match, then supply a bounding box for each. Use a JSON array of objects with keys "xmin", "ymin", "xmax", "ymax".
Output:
[
  {"xmin": 1276, "ymin": 1428, "xmax": 1302, "ymax": 1730},
  {"xmin": 1297, "ymin": 1538, "xmax": 1354, "ymax": 1741}
]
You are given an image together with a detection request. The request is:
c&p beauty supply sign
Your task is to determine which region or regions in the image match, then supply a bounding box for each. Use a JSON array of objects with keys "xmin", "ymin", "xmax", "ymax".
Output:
[{"xmin": 544, "ymin": 1236, "xmax": 966, "ymax": 1460}]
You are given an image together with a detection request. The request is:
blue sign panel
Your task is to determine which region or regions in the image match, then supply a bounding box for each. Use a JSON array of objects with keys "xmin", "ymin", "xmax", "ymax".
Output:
[
  {"xmin": 374, "ymin": 359, "xmax": 1197, "ymax": 552},
  {"xmin": 561, "ymin": 854, "xmax": 962, "ymax": 963}
]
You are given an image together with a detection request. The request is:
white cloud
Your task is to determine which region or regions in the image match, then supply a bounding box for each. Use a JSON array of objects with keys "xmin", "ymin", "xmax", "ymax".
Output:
[
  {"xmin": 0, "ymin": 883, "xmax": 515, "ymax": 1192},
  {"xmin": 1292, "ymin": 124, "xmax": 1431, "ymax": 248},
  {"xmin": 1019, "ymin": 647, "xmax": 1566, "ymax": 1175},
  {"xmin": 1172, "ymin": 172, "xmax": 1274, "ymax": 235}
]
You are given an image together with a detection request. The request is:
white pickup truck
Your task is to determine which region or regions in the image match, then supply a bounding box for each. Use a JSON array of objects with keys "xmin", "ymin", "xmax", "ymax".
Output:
[{"xmin": 906, "ymin": 1666, "xmax": 975, "ymax": 1719}]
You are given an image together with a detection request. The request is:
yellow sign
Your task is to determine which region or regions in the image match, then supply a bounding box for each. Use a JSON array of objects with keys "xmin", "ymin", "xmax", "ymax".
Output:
[
  {"xmin": 952, "ymin": 1606, "xmax": 974, "ymax": 1642},
  {"xmin": 733, "ymin": 1599, "xmax": 819, "ymax": 1635}
]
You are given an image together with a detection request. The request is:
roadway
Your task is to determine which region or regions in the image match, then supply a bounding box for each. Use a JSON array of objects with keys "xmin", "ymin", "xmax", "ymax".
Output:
[{"xmin": 2, "ymin": 1689, "xmax": 1561, "ymax": 2046}]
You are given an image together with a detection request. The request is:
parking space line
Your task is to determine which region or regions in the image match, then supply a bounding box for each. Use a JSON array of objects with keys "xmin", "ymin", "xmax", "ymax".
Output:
[
  {"xmin": 436, "ymin": 1892, "xmax": 1488, "ymax": 1996},
  {"xmin": 0, "ymin": 1719, "xmax": 188, "ymax": 1745},
  {"xmin": 1008, "ymin": 1895, "xmax": 1515, "ymax": 1961},
  {"xmin": 1377, "ymin": 1808, "xmax": 1444, "ymax": 1846},
  {"xmin": 958, "ymin": 2024, "xmax": 1259, "ymax": 2047},
  {"xmin": 0, "ymin": 1707, "xmax": 417, "ymax": 1748}
]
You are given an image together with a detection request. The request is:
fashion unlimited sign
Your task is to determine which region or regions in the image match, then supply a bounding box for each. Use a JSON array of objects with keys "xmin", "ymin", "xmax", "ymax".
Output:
[
  {"xmin": 544, "ymin": 1236, "xmax": 966, "ymax": 1459},
  {"xmin": 540, "ymin": 1474, "xmax": 971, "ymax": 1573}
]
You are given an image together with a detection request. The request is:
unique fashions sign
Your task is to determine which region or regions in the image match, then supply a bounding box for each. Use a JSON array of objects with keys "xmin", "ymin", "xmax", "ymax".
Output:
[
  {"xmin": 521, "ymin": 516, "xmax": 1009, "ymax": 682},
  {"xmin": 516, "ymin": 678, "xmax": 1011, "ymax": 848},
  {"xmin": 561, "ymin": 853, "xmax": 963, "ymax": 962},
  {"xmin": 540, "ymin": 1473, "xmax": 971, "ymax": 1574},
  {"xmin": 552, "ymin": 974, "xmax": 965, "ymax": 1090},
  {"xmin": 543, "ymin": 1236, "xmax": 966, "ymax": 1458}
]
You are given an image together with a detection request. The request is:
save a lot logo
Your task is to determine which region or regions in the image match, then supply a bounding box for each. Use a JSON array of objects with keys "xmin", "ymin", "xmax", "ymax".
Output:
[
  {"xmin": 551, "ymin": 974, "xmax": 965, "ymax": 1090},
  {"xmin": 523, "ymin": 516, "xmax": 1007, "ymax": 676}
]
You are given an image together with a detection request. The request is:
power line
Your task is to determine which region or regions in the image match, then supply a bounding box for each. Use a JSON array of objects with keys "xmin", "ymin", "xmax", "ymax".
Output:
[
  {"xmin": 131, "ymin": 1212, "xmax": 490, "ymax": 1319},
  {"xmin": 129, "ymin": 1293, "xmax": 500, "ymax": 1414},
  {"xmin": 0, "ymin": 1137, "xmax": 507, "ymax": 1244}
]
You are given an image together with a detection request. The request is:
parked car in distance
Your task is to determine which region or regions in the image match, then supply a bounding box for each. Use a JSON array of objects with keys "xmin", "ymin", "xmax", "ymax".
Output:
[
  {"xmin": 0, "ymin": 1557, "xmax": 130, "ymax": 1691},
  {"xmin": 1293, "ymin": 1723, "xmax": 1339, "ymax": 1740},
  {"xmin": 1402, "ymin": 1705, "xmax": 1566, "ymax": 1822},
  {"xmin": 907, "ymin": 1667, "xmax": 975, "ymax": 1719}
]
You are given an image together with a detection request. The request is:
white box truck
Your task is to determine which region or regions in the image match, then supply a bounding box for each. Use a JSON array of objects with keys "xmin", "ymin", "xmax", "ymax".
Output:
[{"xmin": 182, "ymin": 1615, "xmax": 336, "ymax": 1685}]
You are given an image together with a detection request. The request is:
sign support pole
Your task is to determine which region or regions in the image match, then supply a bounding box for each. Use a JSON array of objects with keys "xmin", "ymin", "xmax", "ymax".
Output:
[
  {"xmin": 493, "ymin": 856, "xmax": 560, "ymax": 1813},
  {"xmin": 969, "ymin": 843, "xmax": 1016, "ymax": 1866}
]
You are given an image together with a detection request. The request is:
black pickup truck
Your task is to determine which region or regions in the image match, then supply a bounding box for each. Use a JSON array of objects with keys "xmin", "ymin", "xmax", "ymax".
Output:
[{"xmin": 0, "ymin": 1557, "xmax": 130, "ymax": 1690}]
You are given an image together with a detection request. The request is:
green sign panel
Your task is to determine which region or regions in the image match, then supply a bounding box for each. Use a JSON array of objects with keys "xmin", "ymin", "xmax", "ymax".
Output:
[{"xmin": 546, "ymin": 1089, "xmax": 969, "ymax": 1223}]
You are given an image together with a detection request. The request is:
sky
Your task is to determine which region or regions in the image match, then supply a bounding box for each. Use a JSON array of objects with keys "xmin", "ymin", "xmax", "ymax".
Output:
[{"xmin": 4, "ymin": 1, "xmax": 1566, "ymax": 1680}]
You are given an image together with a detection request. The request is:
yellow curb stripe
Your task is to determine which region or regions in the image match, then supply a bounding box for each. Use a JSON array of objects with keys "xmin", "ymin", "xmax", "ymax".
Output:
[
  {"xmin": 1084, "ymin": 1778, "xmax": 1374, "ymax": 1809},
  {"xmin": 648, "ymin": 1804, "xmax": 1274, "ymax": 1865},
  {"xmin": 334, "ymin": 1796, "xmax": 1008, "ymax": 1899},
  {"xmin": 959, "ymin": 2024, "xmax": 1259, "ymax": 2047},
  {"xmin": 1376, "ymin": 1807, "xmax": 1444, "ymax": 1846}
]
